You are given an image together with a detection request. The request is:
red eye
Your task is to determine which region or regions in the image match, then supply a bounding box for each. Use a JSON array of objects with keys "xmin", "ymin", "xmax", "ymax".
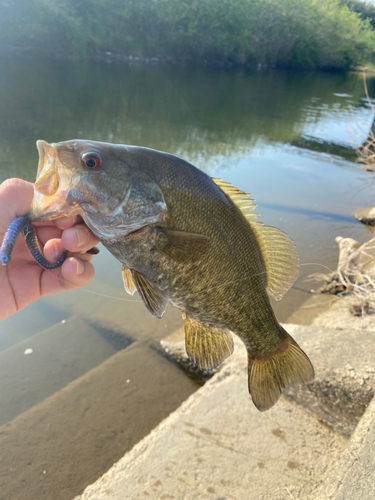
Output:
[{"xmin": 81, "ymin": 152, "xmax": 102, "ymax": 169}]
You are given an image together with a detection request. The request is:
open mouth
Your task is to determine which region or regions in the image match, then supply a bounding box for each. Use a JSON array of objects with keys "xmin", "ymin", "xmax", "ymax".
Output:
[
  {"xmin": 35, "ymin": 141, "xmax": 60, "ymax": 196},
  {"xmin": 28, "ymin": 141, "xmax": 82, "ymax": 222}
]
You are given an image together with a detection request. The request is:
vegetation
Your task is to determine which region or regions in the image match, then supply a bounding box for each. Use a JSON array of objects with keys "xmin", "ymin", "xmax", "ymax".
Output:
[
  {"xmin": 341, "ymin": 0, "xmax": 375, "ymax": 30},
  {"xmin": 1, "ymin": 0, "xmax": 375, "ymax": 70}
]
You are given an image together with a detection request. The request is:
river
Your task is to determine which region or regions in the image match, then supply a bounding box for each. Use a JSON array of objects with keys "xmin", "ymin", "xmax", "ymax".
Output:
[{"xmin": 0, "ymin": 54, "xmax": 374, "ymax": 500}]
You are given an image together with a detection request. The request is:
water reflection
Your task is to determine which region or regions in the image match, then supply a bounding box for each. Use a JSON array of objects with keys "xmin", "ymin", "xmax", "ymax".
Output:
[{"xmin": 1, "ymin": 55, "xmax": 374, "ymax": 181}]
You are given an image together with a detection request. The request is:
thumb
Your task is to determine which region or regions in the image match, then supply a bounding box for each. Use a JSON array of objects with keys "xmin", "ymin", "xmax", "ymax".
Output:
[{"xmin": 0, "ymin": 179, "xmax": 34, "ymax": 232}]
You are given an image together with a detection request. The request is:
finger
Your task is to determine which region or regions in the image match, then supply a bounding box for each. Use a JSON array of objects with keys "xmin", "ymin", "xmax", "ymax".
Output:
[
  {"xmin": 54, "ymin": 215, "xmax": 83, "ymax": 230},
  {"xmin": 60, "ymin": 257, "xmax": 96, "ymax": 289},
  {"xmin": 61, "ymin": 224, "xmax": 100, "ymax": 253},
  {"xmin": 35, "ymin": 226, "xmax": 62, "ymax": 245},
  {"xmin": 0, "ymin": 179, "xmax": 34, "ymax": 231},
  {"xmin": 43, "ymin": 239, "xmax": 93, "ymax": 263},
  {"xmin": 40, "ymin": 258, "xmax": 95, "ymax": 296}
]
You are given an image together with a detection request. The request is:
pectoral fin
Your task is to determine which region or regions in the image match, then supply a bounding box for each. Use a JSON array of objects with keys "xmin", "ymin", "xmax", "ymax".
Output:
[
  {"xmin": 132, "ymin": 270, "xmax": 168, "ymax": 318},
  {"xmin": 122, "ymin": 266, "xmax": 136, "ymax": 295},
  {"xmin": 154, "ymin": 227, "xmax": 209, "ymax": 262},
  {"xmin": 183, "ymin": 313, "xmax": 234, "ymax": 370}
]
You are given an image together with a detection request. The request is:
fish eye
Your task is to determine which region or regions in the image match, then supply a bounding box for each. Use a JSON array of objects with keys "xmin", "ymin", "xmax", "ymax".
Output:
[{"xmin": 81, "ymin": 152, "xmax": 102, "ymax": 169}]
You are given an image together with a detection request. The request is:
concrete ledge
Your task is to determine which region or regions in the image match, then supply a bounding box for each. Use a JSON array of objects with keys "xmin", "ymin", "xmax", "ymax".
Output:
[
  {"xmin": 163, "ymin": 323, "xmax": 375, "ymax": 437},
  {"xmin": 0, "ymin": 342, "xmax": 197, "ymax": 500},
  {"xmin": 316, "ymin": 395, "xmax": 375, "ymax": 499},
  {"xmin": 0, "ymin": 315, "xmax": 120, "ymax": 426},
  {"xmin": 73, "ymin": 333, "xmax": 346, "ymax": 500},
  {"xmin": 283, "ymin": 323, "xmax": 375, "ymax": 437}
]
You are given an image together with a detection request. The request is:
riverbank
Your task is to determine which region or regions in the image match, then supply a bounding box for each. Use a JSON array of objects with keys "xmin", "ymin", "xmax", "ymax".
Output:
[
  {"xmin": 3, "ymin": 45, "xmax": 375, "ymax": 75},
  {"xmin": 2, "ymin": 0, "xmax": 375, "ymax": 72}
]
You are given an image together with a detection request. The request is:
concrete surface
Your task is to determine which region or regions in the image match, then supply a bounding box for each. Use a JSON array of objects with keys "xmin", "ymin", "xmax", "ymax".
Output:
[
  {"xmin": 316, "ymin": 396, "xmax": 375, "ymax": 499},
  {"xmin": 72, "ymin": 319, "xmax": 375, "ymax": 500},
  {"xmin": 283, "ymin": 323, "xmax": 375, "ymax": 437},
  {"xmin": 0, "ymin": 315, "xmax": 121, "ymax": 426},
  {"xmin": 73, "ymin": 327, "xmax": 352, "ymax": 500},
  {"xmin": 42, "ymin": 280, "xmax": 183, "ymax": 343},
  {"xmin": 164, "ymin": 323, "xmax": 375, "ymax": 437},
  {"xmin": 0, "ymin": 339, "xmax": 198, "ymax": 500}
]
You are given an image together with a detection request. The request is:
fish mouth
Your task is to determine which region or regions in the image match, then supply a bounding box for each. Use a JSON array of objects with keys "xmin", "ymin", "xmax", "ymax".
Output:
[{"xmin": 28, "ymin": 140, "xmax": 82, "ymax": 222}]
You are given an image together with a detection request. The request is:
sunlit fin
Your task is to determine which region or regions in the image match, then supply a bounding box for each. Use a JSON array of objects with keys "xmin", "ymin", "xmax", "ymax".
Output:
[
  {"xmin": 122, "ymin": 266, "xmax": 136, "ymax": 296},
  {"xmin": 154, "ymin": 227, "xmax": 209, "ymax": 262},
  {"xmin": 132, "ymin": 270, "xmax": 168, "ymax": 318},
  {"xmin": 254, "ymin": 226, "xmax": 299, "ymax": 300},
  {"xmin": 212, "ymin": 178, "xmax": 299, "ymax": 300},
  {"xmin": 183, "ymin": 313, "xmax": 234, "ymax": 370},
  {"xmin": 212, "ymin": 177, "xmax": 259, "ymax": 222},
  {"xmin": 34, "ymin": 163, "xmax": 60, "ymax": 196},
  {"xmin": 247, "ymin": 331, "xmax": 314, "ymax": 411}
]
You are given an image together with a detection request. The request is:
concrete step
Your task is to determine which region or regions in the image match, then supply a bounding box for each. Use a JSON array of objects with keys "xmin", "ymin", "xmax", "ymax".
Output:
[
  {"xmin": 42, "ymin": 279, "xmax": 183, "ymax": 343},
  {"xmin": 163, "ymin": 323, "xmax": 375, "ymax": 437},
  {"xmin": 73, "ymin": 323, "xmax": 375, "ymax": 500},
  {"xmin": 283, "ymin": 323, "xmax": 375, "ymax": 437},
  {"xmin": 316, "ymin": 396, "xmax": 375, "ymax": 499},
  {"xmin": 0, "ymin": 341, "xmax": 199, "ymax": 500},
  {"xmin": 0, "ymin": 315, "xmax": 128, "ymax": 427},
  {"xmin": 0, "ymin": 298, "xmax": 69, "ymax": 352},
  {"xmin": 73, "ymin": 329, "xmax": 347, "ymax": 500}
]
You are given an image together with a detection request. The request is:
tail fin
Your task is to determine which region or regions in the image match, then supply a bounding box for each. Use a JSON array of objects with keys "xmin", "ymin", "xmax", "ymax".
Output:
[{"xmin": 248, "ymin": 331, "xmax": 314, "ymax": 412}]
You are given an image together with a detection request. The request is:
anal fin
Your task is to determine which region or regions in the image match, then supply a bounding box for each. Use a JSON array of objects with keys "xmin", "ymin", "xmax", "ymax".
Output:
[
  {"xmin": 132, "ymin": 270, "xmax": 168, "ymax": 319},
  {"xmin": 183, "ymin": 313, "xmax": 234, "ymax": 370},
  {"xmin": 247, "ymin": 329, "xmax": 314, "ymax": 411}
]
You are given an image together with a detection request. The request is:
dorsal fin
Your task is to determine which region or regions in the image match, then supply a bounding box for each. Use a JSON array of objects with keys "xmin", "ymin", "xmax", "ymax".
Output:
[
  {"xmin": 212, "ymin": 178, "xmax": 260, "ymax": 223},
  {"xmin": 212, "ymin": 178, "xmax": 299, "ymax": 300}
]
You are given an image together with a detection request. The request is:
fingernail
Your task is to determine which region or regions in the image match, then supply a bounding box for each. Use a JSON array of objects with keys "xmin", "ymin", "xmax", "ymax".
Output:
[
  {"xmin": 76, "ymin": 227, "xmax": 90, "ymax": 248},
  {"xmin": 75, "ymin": 259, "xmax": 85, "ymax": 275}
]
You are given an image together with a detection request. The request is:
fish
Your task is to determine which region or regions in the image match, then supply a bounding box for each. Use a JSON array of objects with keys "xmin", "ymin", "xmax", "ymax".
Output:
[{"xmin": 28, "ymin": 139, "xmax": 314, "ymax": 411}]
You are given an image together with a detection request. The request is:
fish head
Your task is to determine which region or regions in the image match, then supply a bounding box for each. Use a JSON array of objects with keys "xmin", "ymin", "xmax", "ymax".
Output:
[{"xmin": 29, "ymin": 140, "xmax": 167, "ymax": 239}]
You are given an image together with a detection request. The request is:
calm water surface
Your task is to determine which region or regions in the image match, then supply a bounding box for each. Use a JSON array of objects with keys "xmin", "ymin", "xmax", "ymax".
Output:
[{"xmin": 0, "ymin": 55, "xmax": 375, "ymax": 499}]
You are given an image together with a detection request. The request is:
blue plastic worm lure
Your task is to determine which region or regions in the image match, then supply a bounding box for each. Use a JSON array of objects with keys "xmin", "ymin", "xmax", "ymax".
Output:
[{"xmin": 0, "ymin": 216, "xmax": 68, "ymax": 270}]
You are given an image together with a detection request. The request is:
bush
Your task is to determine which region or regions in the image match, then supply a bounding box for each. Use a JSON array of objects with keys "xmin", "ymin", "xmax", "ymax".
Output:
[
  {"xmin": 341, "ymin": 0, "xmax": 375, "ymax": 30},
  {"xmin": 1, "ymin": 0, "xmax": 375, "ymax": 70}
]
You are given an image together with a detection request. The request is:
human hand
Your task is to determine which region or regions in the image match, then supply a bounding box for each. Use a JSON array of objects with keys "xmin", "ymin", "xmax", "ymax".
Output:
[{"xmin": 0, "ymin": 178, "xmax": 99, "ymax": 321}]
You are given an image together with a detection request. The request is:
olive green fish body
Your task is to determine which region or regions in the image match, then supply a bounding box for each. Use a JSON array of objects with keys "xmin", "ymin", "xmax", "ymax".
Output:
[
  {"xmin": 29, "ymin": 140, "xmax": 314, "ymax": 411},
  {"xmin": 106, "ymin": 156, "xmax": 282, "ymax": 357}
]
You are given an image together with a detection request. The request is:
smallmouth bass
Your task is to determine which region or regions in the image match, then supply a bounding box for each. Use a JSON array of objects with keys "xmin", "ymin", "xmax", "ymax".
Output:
[{"xmin": 28, "ymin": 139, "xmax": 314, "ymax": 411}]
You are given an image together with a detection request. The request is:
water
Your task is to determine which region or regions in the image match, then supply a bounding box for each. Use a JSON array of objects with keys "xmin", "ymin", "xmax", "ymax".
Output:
[{"xmin": 0, "ymin": 54, "xmax": 375, "ymax": 499}]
